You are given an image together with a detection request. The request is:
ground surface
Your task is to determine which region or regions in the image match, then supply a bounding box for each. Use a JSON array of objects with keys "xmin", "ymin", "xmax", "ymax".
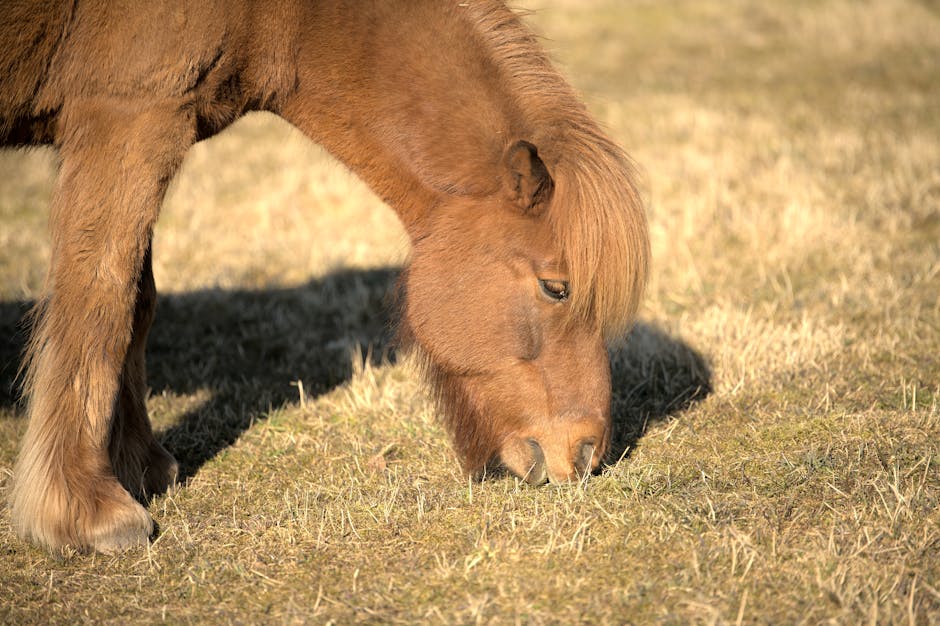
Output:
[{"xmin": 1, "ymin": 1, "xmax": 938, "ymax": 623}]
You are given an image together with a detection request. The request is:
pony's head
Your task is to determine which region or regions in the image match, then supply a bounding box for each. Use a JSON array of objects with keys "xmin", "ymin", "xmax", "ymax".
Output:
[{"xmin": 401, "ymin": 139, "xmax": 648, "ymax": 483}]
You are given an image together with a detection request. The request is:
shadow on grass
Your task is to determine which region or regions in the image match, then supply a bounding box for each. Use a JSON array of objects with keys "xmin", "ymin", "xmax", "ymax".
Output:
[
  {"xmin": 606, "ymin": 325, "xmax": 712, "ymax": 465},
  {"xmin": 0, "ymin": 267, "xmax": 710, "ymax": 481},
  {"xmin": 141, "ymin": 267, "xmax": 398, "ymax": 483},
  {"xmin": 0, "ymin": 268, "xmax": 397, "ymax": 483}
]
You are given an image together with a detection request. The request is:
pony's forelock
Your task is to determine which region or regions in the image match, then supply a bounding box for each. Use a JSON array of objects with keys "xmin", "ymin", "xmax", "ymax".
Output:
[
  {"xmin": 464, "ymin": 1, "xmax": 650, "ymax": 340},
  {"xmin": 549, "ymin": 151, "xmax": 649, "ymax": 341}
]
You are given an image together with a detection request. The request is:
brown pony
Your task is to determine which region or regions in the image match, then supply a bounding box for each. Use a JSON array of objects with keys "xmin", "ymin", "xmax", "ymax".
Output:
[{"xmin": 1, "ymin": 0, "xmax": 648, "ymax": 553}]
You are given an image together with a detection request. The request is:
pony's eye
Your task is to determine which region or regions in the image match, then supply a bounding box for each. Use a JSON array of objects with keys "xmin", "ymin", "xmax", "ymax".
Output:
[{"xmin": 538, "ymin": 279, "xmax": 570, "ymax": 302}]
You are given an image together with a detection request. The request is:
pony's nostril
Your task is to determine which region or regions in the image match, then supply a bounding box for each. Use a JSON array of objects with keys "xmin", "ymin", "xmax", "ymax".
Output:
[
  {"xmin": 574, "ymin": 440, "xmax": 597, "ymax": 475},
  {"xmin": 523, "ymin": 438, "xmax": 548, "ymax": 485}
]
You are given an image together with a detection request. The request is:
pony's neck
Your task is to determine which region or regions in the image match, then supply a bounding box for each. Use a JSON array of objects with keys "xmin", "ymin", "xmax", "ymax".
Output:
[{"xmin": 278, "ymin": 1, "xmax": 529, "ymax": 234}]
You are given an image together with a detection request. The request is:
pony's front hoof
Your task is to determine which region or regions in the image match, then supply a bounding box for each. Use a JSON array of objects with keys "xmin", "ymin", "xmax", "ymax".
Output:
[
  {"xmin": 112, "ymin": 438, "xmax": 179, "ymax": 501},
  {"xmin": 142, "ymin": 441, "xmax": 179, "ymax": 497},
  {"xmin": 89, "ymin": 491, "xmax": 154, "ymax": 554},
  {"xmin": 12, "ymin": 474, "xmax": 153, "ymax": 554}
]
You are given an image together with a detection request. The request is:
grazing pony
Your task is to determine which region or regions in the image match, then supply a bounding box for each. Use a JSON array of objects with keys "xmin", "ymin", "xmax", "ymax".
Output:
[{"xmin": 1, "ymin": 0, "xmax": 649, "ymax": 553}]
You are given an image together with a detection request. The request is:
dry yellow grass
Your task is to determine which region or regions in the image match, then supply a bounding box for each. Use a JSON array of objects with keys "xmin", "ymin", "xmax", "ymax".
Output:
[{"xmin": 1, "ymin": 0, "xmax": 938, "ymax": 623}]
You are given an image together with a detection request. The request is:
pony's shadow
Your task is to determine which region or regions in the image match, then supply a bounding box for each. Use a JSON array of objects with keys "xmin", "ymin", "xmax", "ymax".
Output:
[
  {"xmin": 0, "ymin": 268, "xmax": 710, "ymax": 481},
  {"xmin": 606, "ymin": 325, "xmax": 712, "ymax": 464}
]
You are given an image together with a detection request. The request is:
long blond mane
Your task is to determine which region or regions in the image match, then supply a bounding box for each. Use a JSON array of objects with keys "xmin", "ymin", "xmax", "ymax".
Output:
[{"xmin": 467, "ymin": 1, "xmax": 650, "ymax": 339}]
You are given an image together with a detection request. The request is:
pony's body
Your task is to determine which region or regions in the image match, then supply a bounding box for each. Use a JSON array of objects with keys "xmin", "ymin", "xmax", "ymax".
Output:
[{"xmin": 2, "ymin": 0, "xmax": 648, "ymax": 553}]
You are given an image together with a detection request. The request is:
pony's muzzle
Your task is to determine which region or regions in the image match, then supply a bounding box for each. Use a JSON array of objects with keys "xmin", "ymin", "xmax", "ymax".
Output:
[
  {"xmin": 521, "ymin": 438, "xmax": 548, "ymax": 485},
  {"xmin": 574, "ymin": 440, "xmax": 598, "ymax": 475},
  {"xmin": 500, "ymin": 426, "xmax": 605, "ymax": 485}
]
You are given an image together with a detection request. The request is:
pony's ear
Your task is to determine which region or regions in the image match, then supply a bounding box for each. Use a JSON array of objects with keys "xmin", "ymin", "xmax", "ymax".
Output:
[{"xmin": 503, "ymin": 140, "xmax": 553, "ymax": 215}]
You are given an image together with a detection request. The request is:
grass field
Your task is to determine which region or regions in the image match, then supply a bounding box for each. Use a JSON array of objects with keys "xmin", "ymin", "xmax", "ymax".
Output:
[{"xmin": 2, "ymin": 0, "xmax": 939, "ymax": 623}]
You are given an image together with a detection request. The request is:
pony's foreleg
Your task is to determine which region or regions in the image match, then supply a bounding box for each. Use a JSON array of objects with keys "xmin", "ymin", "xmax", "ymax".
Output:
[
  {"xmin": 11, "ymin": 99, "xmax": 192, "ymax": 553},
  {"xmin": 109, "ymin": 244, "xmax": 179, "ymax": 500}
]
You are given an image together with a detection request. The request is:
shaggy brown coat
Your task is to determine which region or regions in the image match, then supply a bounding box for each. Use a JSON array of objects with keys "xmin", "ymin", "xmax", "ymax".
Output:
[{"xmin": 1, "ymin": 0, "xmax": 648, "ymax": 553}]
